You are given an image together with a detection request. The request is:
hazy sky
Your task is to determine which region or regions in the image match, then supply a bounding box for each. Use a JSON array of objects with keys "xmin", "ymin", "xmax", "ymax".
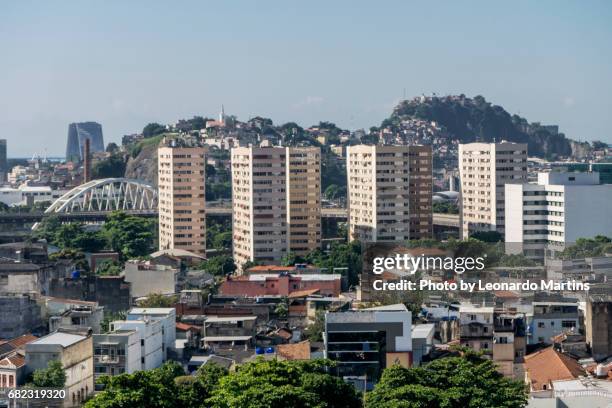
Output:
[{"xmin": 1, "ymin": 1, "xmax": 611, "ymax": 157}]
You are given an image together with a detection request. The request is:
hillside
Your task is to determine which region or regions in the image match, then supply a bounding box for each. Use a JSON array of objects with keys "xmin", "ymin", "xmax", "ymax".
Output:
[{"xmin": 383, "ymin": 94, "xmax": 573, "ymax": 158}]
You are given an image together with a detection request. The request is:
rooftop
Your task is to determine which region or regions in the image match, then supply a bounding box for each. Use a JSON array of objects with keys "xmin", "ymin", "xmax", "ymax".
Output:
[
  {"xmin": 128, "ymin": 308, "xmax": 176, "ymax": 315},
  {"xmin": 30, "ymin": 332, "xmax": 87, "ymax": 348},
  {"xmin": 277, "ymin": 341, "xmax": 311, "ymax": 360},
  {"xmin": 524, "ymin": 347, "xmax": 585, "ymax": 391}
]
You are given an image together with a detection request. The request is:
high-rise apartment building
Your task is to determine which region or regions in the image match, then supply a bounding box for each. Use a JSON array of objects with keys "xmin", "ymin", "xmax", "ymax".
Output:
[
  {"xmin": 66, "ymin": 122, "xmax": 105, "ymax": 162},
  {"xmin": 505, "ymin": 172, "xmax": 612, "ymax": 259},
  {"xmin": 346, "ymin": 145, "xmax": 432, "ymax": 243},
  {"xmin": 231, "ymin": 145, "xmax": 321, "ymax": 269},
  {"xmin": 158, "ymin": 143, "xmax": 206, "ymax": 255},
  {"xmin": 458, "ymin": 142, "xmax": 528, "ymax": 239}
]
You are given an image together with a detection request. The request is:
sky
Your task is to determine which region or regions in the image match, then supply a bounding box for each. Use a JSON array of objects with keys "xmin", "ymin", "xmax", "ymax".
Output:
[{"xmin": 1, "ymin": 1, "xmax": 611, "ymax": 157}]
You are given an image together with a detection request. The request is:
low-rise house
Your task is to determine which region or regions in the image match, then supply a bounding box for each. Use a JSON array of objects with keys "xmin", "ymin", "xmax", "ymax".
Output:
[
  {"xmin": 110, "ymin": 320, "xmax": 163, "ymax": 371},
  {"xmin": 49, "ymin": 303, "xmax": 104, "ymax": 334},
  {"xmin": 0, "ymin": 353, "xmax": 26, "ymax": 388},
  {"xmin": 459, "ymin": 305, "xmax": 494, "ymax": 355},
  {"xmin": 220, "ymin": 273, "xmax": 342, "ymax": 298},
  {"xmin": 127, "ymin": 308, "xmax": 176, "ymax": 360},
  {"xmin": 0, "ymin": 294, "xmax": 43, "ymax": 339},
  {"xmin": 123, "ymin": 261, "xmax": 178, "ymax": 299},
  {"xmin": 201, "ymin": 316, "xmax": 257, "ymax": 351},
  {"xmin": 524, "ymin": 347, "xmax": 585, "ymax": 392},
  {"xmin": 412, "ymin": 324, "xmax": 435, "ymax": 367},
  {"xmin": 25, "ymin": 328, "xmax": 94, "ymax": 407},
  {"xmin": 531, "ymin": 300, "xmax": 580, "ymax": 345},
  {"xmin": 93, "ymin": 329, "xmax": 141, "ymax": 382},
  {"xmin": 493, "ymin": 312, "xmax": 527, "ymax": 378}
]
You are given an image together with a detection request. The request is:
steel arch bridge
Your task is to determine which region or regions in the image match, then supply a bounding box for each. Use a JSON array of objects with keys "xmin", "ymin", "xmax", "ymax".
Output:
[{"xmin": 45, "ymin": 178, "xmax": 158, "ymax": 214}]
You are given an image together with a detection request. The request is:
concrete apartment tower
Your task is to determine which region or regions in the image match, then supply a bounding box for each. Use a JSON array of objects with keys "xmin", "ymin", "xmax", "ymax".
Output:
[
  {"xmin": 346, "ymin": 144, "xmax": 433, "ymax": 243},
  {"xmin": 505, "ymin": 172, "xmax": 612, "ymax": 259},
  {"xmin": 231, "ymin": 145, "xmax": 321, "ymax": 270},
  {"xmin": 458, "ymin": 142, "xmax": 528, "ymax": 239},
  {"xmin": 158, "ymin": 141, "xmax": 207, "ymax": 255}
]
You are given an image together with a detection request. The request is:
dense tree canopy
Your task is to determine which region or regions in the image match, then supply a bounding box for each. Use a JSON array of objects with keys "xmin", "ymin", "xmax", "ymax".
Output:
[
  {"xmin": 86, "ymin": 360, "xmax": 358, "ymax": 408},
  {"xmin": 207, "ymin": 359, "xmax": 361, "ymax": 408},
  {"xmin": 305, "ymin": 241, "xmax": 362, "ymax": 286},
  {"xmin": 367, "ymin": 353, "xmax": 528, "ymax": 408},
  {"xmin": 32, "ymin": 360, "xmax": 66, "ymax": 388},
  {"xmin": 559, "ymin": 235, "xmax": 612, "ymax": 260}
]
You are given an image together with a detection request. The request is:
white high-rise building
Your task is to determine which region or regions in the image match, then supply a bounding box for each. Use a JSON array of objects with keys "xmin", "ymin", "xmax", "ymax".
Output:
[
  {"xmin": 505, "ymin": 172, "xmax": 612, "ymax": 259},
  {"xmin": 458, "ymin": 142, "xmax": 528, "ymax": 238}
]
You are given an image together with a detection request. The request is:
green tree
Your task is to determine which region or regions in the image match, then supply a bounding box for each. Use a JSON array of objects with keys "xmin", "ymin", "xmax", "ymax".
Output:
[
  {"xmin": 470, "ymin": 231, "xmax": 503, "ymax": 243},
  {"xmin": 86, "ymin": 361, "xmax": 185, "ymax": 408},
  {"xmin": 432, "ymin": 201, "xmax": 459, "ymax": 214},
  {"xmin": 198, "ymin": 255, "xmax": 236, "ymax": 276},
  {"xmin": 306, "ymin": 241, "xmax": 362, "ymax": 286},
  {"xmin": 102, "ymin": 211, "xmax": 156, "ymax": 259},
  {"xmin": 367, "ymin": 353, "xmax": 527, "ymax": 408},
  {"xmin": 281, "ymin": 251, "xmax": 305, "ymax": 267},
  {"xmin": 96, "ymin": 260, "xmax": 123, "ymax": 276},
  {"xmin": 32, "ymin": 360, "xmax": 66, "ymax": 388},
  {"xmin": 305, "ymin": 310, "xmax": 326, "ymax": 342},
  {"xmin": 207, "ymin": 359, "xmax": 361, "ymax": 408},
  {"xmin": 49, "ymin": 248, "xmax": 90, "ymax": 272},
  {"xmin": 559, "ymin": 235, "xmax": 612, "ymax": 259},
  {"xmin": 274, "ymin": 297, "xmax": 289, "ymax": 319},
  {"xmin": 33, "ymin": 215, "xmax": 62, "ymax": 242},
  {"xmin": 92, "ymin": 154, "xmax": 127, "ymax": 179},
  {"xmin": 142, "ymin": 123, "xmax": 166, "ymax": 138}
]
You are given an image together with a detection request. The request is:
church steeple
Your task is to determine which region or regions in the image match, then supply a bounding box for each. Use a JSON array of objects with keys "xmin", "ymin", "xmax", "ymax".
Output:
[{"xmin": 219, "ymin": 105, "xmax": 225, "ymax": 124}]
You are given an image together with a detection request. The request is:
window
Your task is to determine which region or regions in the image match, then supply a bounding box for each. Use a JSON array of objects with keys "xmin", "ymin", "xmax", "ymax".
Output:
[
  {"xmin": 538, "ymin": 322, "xmax": 545, "ymax": 328},
  {"xmin": 562, "ymin": 320, "xmax": 576, "ymax": 328}
]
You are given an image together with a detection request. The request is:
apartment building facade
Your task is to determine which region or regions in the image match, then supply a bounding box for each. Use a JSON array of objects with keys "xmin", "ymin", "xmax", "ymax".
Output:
[
  {"xmin": 324, "ymin": 304, "xmax": 412, "ymax": 390},
  {"xmin": 346, "ymin": 145, "xmax": 432, "ymax": 243},
  {"xmin": 231, "ymin": 145, "xmax": 321, "ymax": 269},
  {"xmin": 158, "ymin": 143, "xmax": 207, "ymax": 255},
  {"xmin": 505, "ymin": 172, "xmax": 612, "ymax": 259},
  {"xmin": 93, "ymin": 329, "xmax": 141, "ymax": 381},
  {"xmin": 458, "ymin": 142, "xmax": 528, "ymax": 238}
]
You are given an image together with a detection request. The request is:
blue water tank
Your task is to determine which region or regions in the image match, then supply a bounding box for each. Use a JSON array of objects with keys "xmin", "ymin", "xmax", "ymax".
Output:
[
  {"xmin": 255, "ymin": 347, "xmax": 264, "ymax": 355},
  {"xmin": 71, "ymin": 270, "xmax": 81, "ymax": 279},
  {"xmin": 265, "ymin": 347, "xmax": 274, "ymax": 354}
]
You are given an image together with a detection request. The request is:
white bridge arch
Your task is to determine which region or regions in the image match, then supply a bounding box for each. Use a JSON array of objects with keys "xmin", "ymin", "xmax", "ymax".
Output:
[{"xmin": 45, "ymin": 178, "xmax": 158, "ymax": 213}]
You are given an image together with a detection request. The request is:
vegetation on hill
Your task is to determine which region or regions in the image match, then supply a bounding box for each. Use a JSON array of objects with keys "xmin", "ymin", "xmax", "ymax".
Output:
[{"xmin": 385, "ymin": 95, "xmax": 572, "ymax": 158}]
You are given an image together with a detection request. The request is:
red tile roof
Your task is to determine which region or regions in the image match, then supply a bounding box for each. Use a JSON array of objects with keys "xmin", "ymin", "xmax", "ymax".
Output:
[
  {"xmin": 524, "ymin": 347, "xmax": 585, "ymax": 390},
  {"xmin": 277, "ymin": 341, "xmax": 311, "ymax": 360},
  {"xmin": 288, "ymin": 288, "xmax": 320, "ymax": 298},
  {"xmin": 0, "ymin": 353, "xmax": 26, "ymax": 368},
  {"xmin": 8, "ymin": 334, "xmax": 37, "ymax": 349}
]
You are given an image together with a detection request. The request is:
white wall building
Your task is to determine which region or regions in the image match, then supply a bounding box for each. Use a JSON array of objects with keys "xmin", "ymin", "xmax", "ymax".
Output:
[
  {"xmin": 127, "ymin": 308, "xmax": 176, "ymax": 361},
  {"xmin": 110, "ymin": 320, "xmax": 163, "ymax": 371},
  {"xmin": 505, "ymin": 172, "xmax": 612, "ymax": 259},
  {"xmin": 93, "ymin": 329, "xmax": 141, "ymax": 380}
]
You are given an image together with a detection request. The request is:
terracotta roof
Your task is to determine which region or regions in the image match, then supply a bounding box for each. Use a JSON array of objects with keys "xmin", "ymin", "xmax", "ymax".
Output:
[
  {"xmin": 8, "ymin": 334, "xmax": 38, "ymax": 349},
  {"xmin": 277, "ymin": 341, "xmax": 311, "ymax": 360},
  {"xmin": 494, "ymin": 290, "xmax": 520, "ymax": 299},
  {"xmin": 288, "ymin": 288, "xmax": 320, "ymax": 298},
  {"xmin": 0, "ymin": 353, "xmax": 26, "ymax": 368},
  {"xmin": 176, "ymin": 323, "xmax": 201, "ymax": 333},
  {"xmin": 274, "ymin": 328, "xmax": 293, "ymax": 341},
  {"xmin": 524, "ymin": 347, "xmax": 585, "ymax": 390}
]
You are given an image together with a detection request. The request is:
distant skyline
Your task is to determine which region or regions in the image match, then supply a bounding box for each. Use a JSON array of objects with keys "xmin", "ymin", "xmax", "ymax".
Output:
[{"xmin": 1, "ymin": 1, "xmax": 611, "ymax": 156}]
